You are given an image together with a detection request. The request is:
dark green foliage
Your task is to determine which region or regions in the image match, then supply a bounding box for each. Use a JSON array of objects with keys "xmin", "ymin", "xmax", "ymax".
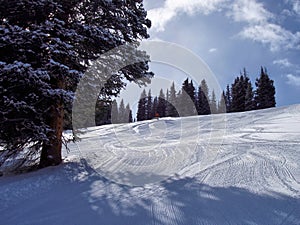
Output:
[
  {"xmin": 137, "ymin": 89, "xmax": 147, "ymax": 121},
  {"xmin": 157, "ymin": 89, "xmax": 167, "ymax": 117},
  {"xmin": 218, "ymin": 91, "xmax": 227, "ymax": 114},
  {"xmin": 231, "ymin": 69, "xmax": 252, "ymax": 112},
  {"xmin": 95, "ymin": 99, "xmax": 111, "ymax": 126},
  {"xmin": 225, "ymin": 85, "xmax": 232, "ymax": 113},
  {"xmin": 178, "ymin": 78, "xmax": 196, "ymax": 116},
  {"xmin": 166, "ymin": 82, "xmax": 179, "ymax": 117},
  {"xmin": 127, "ymin": 105, "xmax": 133, "ymax": 123},
  {"xmin": 196, "ymin": 80, "xmax": 210, "ymax": 115},
  {"xmin": 118, "ymin": 99, "xmax": 126, "ymax": 123},
  {"xmin": 134, "ymin": 66, "xmax": 276, "ymax": 121},
  {"xmin": 146, "ymin": 90, "xmax": 153, "ymax": 120},
  {"xmin": 151, "ymin": 97, "xmax": 158, "ymax": 119},
  {"xmin": 245, "ymin": 82, "xmax": 255, "ymax": 111},
  {"xmin": 255, "ymin": 67, "xmax": 276, "ymax": 109},
  {"xmin": 102, "ymin": 99, "xmax": 133, "ymax": 124},
  {"xmin": 210, "ymin": 90, "xmax": 217, "ymax": 114},
  {"xmin": 226, "ymin": 67, "xmax": 275, "ymax": 113},
  {"xmin": 111, "ymin": 100, "xmax": 119, "ymax": 124},
  {"xmin": 0, "ymin": 0, "xmax": 152, "ymax": 168}
]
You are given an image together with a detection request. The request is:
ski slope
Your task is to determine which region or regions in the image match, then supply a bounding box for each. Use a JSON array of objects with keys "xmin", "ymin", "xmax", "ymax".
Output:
[{"xmin": 1, "ymin": 105, "xmax": 300, "ymax": 225}]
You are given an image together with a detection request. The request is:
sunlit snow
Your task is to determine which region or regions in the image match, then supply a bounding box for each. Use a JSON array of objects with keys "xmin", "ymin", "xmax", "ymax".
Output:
[{"xmin": 1, "ymin": 105, "xmax": 300, "ymax": 225}]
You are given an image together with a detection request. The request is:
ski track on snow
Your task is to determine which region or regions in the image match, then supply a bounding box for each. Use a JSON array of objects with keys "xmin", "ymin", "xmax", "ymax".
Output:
[{"xmin": 1, "ymin": 105, "xmax": 300, "ymax": 225}]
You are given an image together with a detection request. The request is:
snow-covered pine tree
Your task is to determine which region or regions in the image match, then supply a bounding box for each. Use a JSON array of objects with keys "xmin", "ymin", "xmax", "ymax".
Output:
[{"xmin": 0, "ymin": 0, "xmax": 152, "ymax": 169}]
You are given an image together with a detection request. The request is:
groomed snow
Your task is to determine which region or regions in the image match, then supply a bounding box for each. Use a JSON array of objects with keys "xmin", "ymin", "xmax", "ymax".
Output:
[{"xmin": 1, "ymin": 105, "xmax": 300, "ymax": 225}]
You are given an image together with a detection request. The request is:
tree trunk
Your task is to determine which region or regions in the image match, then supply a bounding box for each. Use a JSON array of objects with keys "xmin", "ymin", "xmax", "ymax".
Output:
[
  {"xmin": 39, "ymin": 104, "xmax": 64, "ymax": 167},
  {"xmin": 39, "ymin": 80, "xmax": 65, "ymax": 168}
]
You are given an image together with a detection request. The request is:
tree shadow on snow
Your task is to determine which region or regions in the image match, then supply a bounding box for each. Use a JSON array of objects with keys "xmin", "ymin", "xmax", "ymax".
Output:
[{"xmin": 1, "ymin": 159, "xmax": 300, "ymax": 225}]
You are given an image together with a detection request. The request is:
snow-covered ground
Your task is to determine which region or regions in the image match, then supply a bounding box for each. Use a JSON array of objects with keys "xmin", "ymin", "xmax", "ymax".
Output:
[{"xmin": 1, "ymin": 105, "xmax": 300, "ymax": 225}]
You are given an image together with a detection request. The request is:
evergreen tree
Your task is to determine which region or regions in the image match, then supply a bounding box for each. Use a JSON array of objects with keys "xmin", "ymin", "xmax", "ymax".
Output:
[
  {"xmin": 166, "ymin": 82, "xmax": 179, "ymax": 117},
  {"xmin": 151, "ymin": 97, "xmax": 158, "ymax": 119},
  {"xmin": 196, "ymin": 79, "xmax": 210, "ymax": 115},
  {"xmin": 179, "ymin": 78, "xmax": 196, "ymax": 116},
  {"xmin": 210, "ymin": 90, "xmax": 217, "ymax": 114},
  {"xmin": 125, "ymin": 103, "xmax": 132, "ymax": 123},
  {"xmin": 200, "ymin": 79, "xmax": 209, "ymax": 100},
  {"xmin": 245, "ymin": 82, "xmax": 255, "ymax": 111},
  {"xmin": 188, "ymin": 80, "xmax": 196, "ymax": 104},
  {"xmin": 95, "ymin": 99, "xmax": 111, "ymax": 126},
  {"xmin": 111, "ymin": 100, "xmax": 119, "ymax": 124},
  {"xmin": 137, "ymin": 89, "xmax": 147, "ymax": 121},
  {"xmin": 231, "ymin": 68, "xmax": 251, "ymax": 112},
  {"xmin": 0, "ymin": 0, "xmax": 152, "ymax": 168},
  {"xmin": 218, "ymin": 91, "xmax": 227, "ymax": 114},
  {"xmin": 255, "ymin": 67, "xmax": 276, "ymax": 109},
  {"xmin": 165, "ymin": 89, "xmax": 170, "ymax": 117},
  {"xmin": 128, "ymin": 108, "xmax": 133, "ymax": 123},
  {"xmin": 118, "ymin": 99, "xmax": 126, "ymax": 123},
  {"xmin": 146, "ymin": 89, "xmax": 153, "ymax": 120},
  {"xmin": 178, "ymin": 79, "xmax": 189, "ymax": 116},
  {"xmin": 225, "ymin": 85, "xmax": 232, "ymax": 113},
  {"xmin": 157, "ymin": 89, "xmax": 166, "ymax": 117}
]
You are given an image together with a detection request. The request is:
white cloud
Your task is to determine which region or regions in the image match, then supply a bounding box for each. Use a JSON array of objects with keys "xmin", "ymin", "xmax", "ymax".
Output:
[
  {"xmin": 229, "ymin": 0, "xmax": 300, "ymax": 51},
  {"xmin": 148, "ymin": 0, "xmax": 228, "ymax": 31},
  {"xmin": 148, "ymin": 8, "xmax": 176, "ymax": 32},
  {"xmin": 293, "ymin": 1, "xmax": 300, "ymax": 14},
  {"xmin": 209, "ymin": 48, "xmax": 217, "ymax": 53},
  {"xmin": 227, "ymin": 0, "xmax": 273, "ymax": 24},
  {"xmin": 285, "ymin": 0, "xmax": 300, "ymax": 15},
  {"xmin": 273, "ymin": 58, "xmax": 292, "ymax": 67},
  {"xmin": 239, "ymin": 23, "xmax": 300, "ymax": 51},
  {"xmin": 147, "ymin": 0, "xmax": 300, "ymax": 52},
  {"xmin": 286, "ymin": 74, "xmax": 300, "ymax": 86}
]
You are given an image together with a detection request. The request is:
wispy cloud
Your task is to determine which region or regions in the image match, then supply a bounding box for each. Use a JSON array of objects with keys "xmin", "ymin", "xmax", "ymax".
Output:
[
  {"xmin": 239, "ymin": 23, "xmax": 300, "ymax": 51},
  {"xmin": 148, "ymin": 0, "xmax": 228, "ymax": 31},
  {"xmin": 229, "ymin": 0, "xmax": 300, "ymax": 51},
  {"xmin": 293, "ymin": 1, "xmax": 300, "ymax": 14},
  {"xmin": 273, "ymin": 58, "xmax": 292, "ymax": 67},
  {"xmin": 147, "ymin": 0, "xmax": 300, "ymax": 52},
  {"xmin": 284, "ymin": 0, "xmax": 300, "ymax": 15},
  {"xmin": 286, "ymin": 74, "xmax": 300, "ymax": 86},
  {"xmin": 227, "ymin": 0, "xmax": 272, "ymax": 24},
  {"xmin": 209, "ymin": 48, "xmax": 217, "ymax": 53}
]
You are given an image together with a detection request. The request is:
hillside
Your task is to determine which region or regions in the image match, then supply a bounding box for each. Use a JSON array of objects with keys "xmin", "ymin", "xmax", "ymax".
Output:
[{"xmin": 1, "ymin": 105, "xmax": 300, "ymax": 225}]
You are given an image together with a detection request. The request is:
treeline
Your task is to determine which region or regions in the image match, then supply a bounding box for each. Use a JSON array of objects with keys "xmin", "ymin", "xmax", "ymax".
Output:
[
  {"xmin": 63, "ymin": 98, "xmax": 133, "ymax": 129},
  {"xmin": 136, "ymin": 67, "xmax": 276, "ymax": 121},
  {"xmin": 88, "ymin": 66, "xmax": 276, "ymax": 125},
  {"xmin": 94, "ymin": 99, "xmax": 133, "ymax": 125},
  {"xmin": 224, "ymin": 67, "xmax": 276, "ymax": 112}
]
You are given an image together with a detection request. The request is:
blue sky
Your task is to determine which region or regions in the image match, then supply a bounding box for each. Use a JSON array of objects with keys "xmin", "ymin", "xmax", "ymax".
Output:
[{"xmin": 119, "ymin": 0, "xmax": 300, "ymax": 111}]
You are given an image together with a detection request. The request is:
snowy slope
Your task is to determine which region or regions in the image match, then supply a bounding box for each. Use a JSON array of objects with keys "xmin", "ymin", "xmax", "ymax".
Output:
[{"xmin": 1, "ymin": 105, "xmax": 300, "ymax": 225}]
